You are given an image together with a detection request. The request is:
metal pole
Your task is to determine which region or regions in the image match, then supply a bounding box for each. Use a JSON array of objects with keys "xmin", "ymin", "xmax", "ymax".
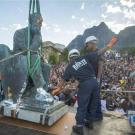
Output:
[{"xmin": 101, "ymin": 90, "xmax": 135, "ymax": 93}]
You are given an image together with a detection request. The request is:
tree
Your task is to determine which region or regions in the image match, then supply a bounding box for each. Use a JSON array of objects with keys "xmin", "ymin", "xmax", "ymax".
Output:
[
  {"xmin": 128, "ymin": 47, "xmax": 135, "ymax": 56},
  {"xmin": 62, "ymin": 48, "xmax": 69, "ymax": 62},
  {"xmin": 119, "ymin": 46, "xmax": 135, "ymax": 56},
  {"xmin": 48, "ymin": 53, "xmax": 58, "ymax": 64},
  {"xmin": 80, "ymin": 48, "xmax": 86, "ymax": 55}
]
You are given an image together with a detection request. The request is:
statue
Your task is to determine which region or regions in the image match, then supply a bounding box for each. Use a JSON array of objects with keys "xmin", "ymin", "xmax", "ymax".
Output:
[
  {"xmin": 0, "ymin": 0, "xmax": 68, "ymax": 126},
  {"xmin": 13, "ymin": 13, "xmax": 47, "ymax": 89},
  {"xmin": 0, "ymin": 0, "xmax": 53, "ymax": 104},
  {"xmin": 12, "ymin": 0, "xmax": 54, "ymax": 106}
]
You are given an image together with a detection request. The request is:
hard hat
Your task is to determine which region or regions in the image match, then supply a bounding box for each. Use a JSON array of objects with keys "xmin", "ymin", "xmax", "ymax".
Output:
[
  {"xmin": 85, "ymin": 36, "xmax": 98, "ymax": 45},
  {"xmin": 68, "ymin": 49, "xmax": 80, "ymax": 60}
]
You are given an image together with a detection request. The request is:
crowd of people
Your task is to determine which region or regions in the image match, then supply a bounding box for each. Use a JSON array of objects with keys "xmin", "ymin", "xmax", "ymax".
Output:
[
  {"xmin": 49, "ymin": 63, "xmax": 66, "ymax": 86},
  {"xmin": 101, "ymin": 53, "xmax": 135, "ymax": 112},
  {"xmin": 49, "ymin": 52, "xmax": 135, "ymax": 112}
]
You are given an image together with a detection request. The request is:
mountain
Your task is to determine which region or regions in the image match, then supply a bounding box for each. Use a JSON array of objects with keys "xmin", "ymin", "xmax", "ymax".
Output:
[
  {"xmin": 42, "ymin": 41, "xmax": 65, "ymax": 52},
  {"xmin": 67, "ymin": 22, "xmax": 135, "ymax": 50},
  {"xmin": 118, "ymin": 26, "xmax": 135, "ymax": 49}
]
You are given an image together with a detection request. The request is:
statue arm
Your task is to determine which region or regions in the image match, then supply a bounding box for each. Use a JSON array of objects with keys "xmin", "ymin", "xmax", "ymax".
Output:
[{"xmin": 13, "ymin": 30, "xmax": 28, "ymax": 52}]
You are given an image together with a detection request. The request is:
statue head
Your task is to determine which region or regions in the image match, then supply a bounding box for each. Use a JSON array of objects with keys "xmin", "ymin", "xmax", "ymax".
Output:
[{"xmin": 30, "ymin": 13, "xmax": 43, "ymax": 34}]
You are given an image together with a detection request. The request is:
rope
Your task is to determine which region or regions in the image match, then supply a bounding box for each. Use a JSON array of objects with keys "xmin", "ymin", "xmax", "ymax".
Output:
[
  {"xmin": 0, "ymin": 50, "xmax": 27, "ymax": 63},
  {"xmin": 27, "ymin": 0, "xmax": 31, "ymax": 75},
  {"xmin": 101, "ymin": 89, "xmax": 135, "ymax": 93},
  {"xmin": 42, "ymin": 106, "xmax": 50, "ymax": 125},
  {"xmin": 0, "ymin": 49, "xmax": 41, "ymax": 79},
  {"xmin": 30, "ymin": 55, "xmax": 41, "ymax": 78},
  {"xmin": 27, "ymin": 0, "xmax": 42, "ymax": 78}
]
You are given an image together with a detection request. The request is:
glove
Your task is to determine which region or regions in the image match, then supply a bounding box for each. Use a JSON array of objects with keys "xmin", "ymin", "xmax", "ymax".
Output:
[
  {"xmin": 52, "ymin": 87, "xmax": 62, "ymax": 96},
  {"xmin": 107, "ymin": 36, "xmax": 118, "ymax": 49}
]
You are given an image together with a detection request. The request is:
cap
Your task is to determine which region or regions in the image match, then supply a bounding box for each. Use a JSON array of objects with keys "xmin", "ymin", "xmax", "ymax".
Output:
[
  {"xmin": 68, "ymin": 49, "xmax": 80, "ymax": 60},
  {"xmin": 85, "ymin": 36, "xmax": 98, "ymax": 45}
]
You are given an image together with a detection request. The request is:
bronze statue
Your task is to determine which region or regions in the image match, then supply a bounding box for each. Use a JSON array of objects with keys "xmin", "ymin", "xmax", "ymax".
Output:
[{"xmin": 0, "ymin": 0, "xmax": 53, "ymax": 104}]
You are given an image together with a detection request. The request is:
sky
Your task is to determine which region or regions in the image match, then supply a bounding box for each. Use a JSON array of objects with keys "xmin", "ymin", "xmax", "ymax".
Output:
[{"xmin": 0, "ymin": 0, "xmax": 135, "ymax": 49}]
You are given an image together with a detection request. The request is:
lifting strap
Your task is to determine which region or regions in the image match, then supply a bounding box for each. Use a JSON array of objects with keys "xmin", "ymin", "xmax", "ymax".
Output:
[{"xmin": 27, "ymin": 0, "xmax": 42, "ymax": 78}]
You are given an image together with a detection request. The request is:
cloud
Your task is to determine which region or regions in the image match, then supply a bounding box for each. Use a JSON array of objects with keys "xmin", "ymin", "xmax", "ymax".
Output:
[
  {"xmin": 71, "ymin": 15, "xmax": 76, "ymax": 19},
  {"xmin": 42, "ymin": 22, "xmax": 46, "ymax": 27},
  {"xmin": 80, "ymin": 18, "xmax": 84, "ymax": 22},
  {"xmin": 13, "ymin": 24, "xmax": 22, "ymax": 30},
  {"xmin": 101, "ymin": 0, "xmax": 135, "ymax": 33},
  {"xmin": 80, "ymin": 2, "xmax": 85, "ymax": 10},
  {"xmin": 66, "ymin": 30, "xmax": 80, "ymax": 36},
  {"xmin": 101, "ymin": 14, "xmax": 107, "ymax": 20},
  {"xmin": 82, "ymin": 20, "xmax": 97, "ymax": 29},
  {"xmin": 102, "ymin": 2, "xmax": 135, "ymax": 21},
  {"xmin": 82, "ymin": 23, "xmax": 91, "ymax": 29},
  {"xmin": 52, "ymin": 24, "xmax": 61, "ymax": 33},
  {"xmin": 0, "ymin": 27, "xmax": 9, "ymax": 31},
  {"xmin": 120, "ymin": 0, "xmax": 135, "ymax": 8},
  {"xmin": 105, "ymin": 21, "xmax": 134, "ymax": 33},
  {"xmin": 123, "ymin": 8, "xmax": 135, "ymax": 20},
  {"xmin": 72, "ymin": 30, "xmax": 78, "ymax": 35},
  {"xmin": 25, "ymin": 19, "xmax": 28, "ymax": 24},
  {"xmin": 42, "ymin": 23, "xmax": 62, "ymax": 32},
  {"xmin": 42, "ymin": 22, "xmax": 51, "ymax": 31},
  {"xmin": 0, "ymin": 23, "xmax": 23, "ymax": 32},
  {"xmin": 54, "ymin": 27, "xmax": 61, "ymax": 33},
  {"xmin": 53, "ymin": 24, "xmax": 59, "ymax": 27},
  {"xmin": 106, "ymin": 4, "xmax": 122, "ymax": 13},
  {"xmin": 17, "ymin": 7, "xmax": 23, "ymax": 13}
]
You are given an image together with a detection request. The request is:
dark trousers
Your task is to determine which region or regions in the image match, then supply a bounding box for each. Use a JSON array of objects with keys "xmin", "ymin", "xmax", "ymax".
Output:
[
  {"xmin": 75, "ymin": 78, "xmax": 98, "ymax": 125},
  {"xmin": 94, "ymin": 87, "xmax": 102, "ymax": 118}
]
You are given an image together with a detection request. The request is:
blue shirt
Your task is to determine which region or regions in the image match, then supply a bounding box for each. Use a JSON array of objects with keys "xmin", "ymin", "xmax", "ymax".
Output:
[
  {"xmin": 88, "ymin": 49, "xmax": 104, "ymax": 77},
  {"xmin": 63, "ymin": 52, "xmax": 99, "ymax": 83}
]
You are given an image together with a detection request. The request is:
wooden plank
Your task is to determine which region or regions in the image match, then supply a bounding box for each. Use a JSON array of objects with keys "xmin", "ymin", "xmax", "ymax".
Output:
[
  {"xmin": 0, "ymin": 123, "xmax": 54, "ymax": 135},
  {"xmin": 0, "ymin": 112, "xmax": 75, "ymax": 135}
]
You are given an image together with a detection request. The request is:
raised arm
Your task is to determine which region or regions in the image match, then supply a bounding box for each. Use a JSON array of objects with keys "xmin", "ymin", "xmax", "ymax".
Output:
[{"xmin": 98, "ymin": 36, "xmax": 118, "ymax": 56}]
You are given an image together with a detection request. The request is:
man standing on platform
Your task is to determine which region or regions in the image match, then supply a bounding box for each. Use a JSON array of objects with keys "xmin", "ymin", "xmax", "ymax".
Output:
[
  {"xmin": 84, "ymin": 35, "xmax": 104, "ymax": 121},
  {"xmin": 52, "ymin": 37, "xmax": 118, "ymax": 135}
]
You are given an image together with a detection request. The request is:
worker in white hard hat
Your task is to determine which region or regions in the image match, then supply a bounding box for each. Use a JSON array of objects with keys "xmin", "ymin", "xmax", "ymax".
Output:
[
  {"xmin": 68, "ymin": 49, "xmax": 80, "ymax": 61},
  {"xmin": 84, "ymin": 35, "xmax": 104, "ymax": 121},
  {"xmin": 52, "ymin": 36, "xmax": 118, "ymax": 135},
  {"xmin": 85, "ymin": 36, "xmax": 98, "ymax": 47}
]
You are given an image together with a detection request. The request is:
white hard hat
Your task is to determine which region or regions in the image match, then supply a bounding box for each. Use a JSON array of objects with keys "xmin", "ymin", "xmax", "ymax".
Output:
[
  {"xmin": 68, "ymin": 49, "xmax": 80, "ymax": 60},
  {"xmin": 85, "ymin": 36, "xmax": 98, "ymax": 44}
]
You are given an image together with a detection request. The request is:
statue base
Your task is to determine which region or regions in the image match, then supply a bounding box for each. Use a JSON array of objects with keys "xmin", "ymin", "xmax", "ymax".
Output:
[{"xmin": 0, "ymin": 100, "xmax": 68, "ymax": 126}]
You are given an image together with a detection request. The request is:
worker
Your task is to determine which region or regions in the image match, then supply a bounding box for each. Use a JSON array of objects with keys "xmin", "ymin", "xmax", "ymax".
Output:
[
  {"xmin": 52, "ymin": 37, "xmax": 118, "ymax": 135},
  {"xmin": 84, "ymin": 35, "xmax": 104, "ymax": 121}
]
